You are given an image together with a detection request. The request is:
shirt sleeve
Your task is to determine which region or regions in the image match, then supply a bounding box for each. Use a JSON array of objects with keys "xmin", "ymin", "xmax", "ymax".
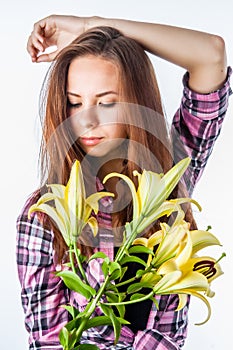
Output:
[
  {"xmin": 16, "ymin": 198, "xmax": 70, "ymax": 349},
  {"xmin": 171, "ymin": 66, "xmax": 232, "ymax": 195},
  {"xmin": 133, "ymin": 295, "xmax": 188, "ymax": 350}
]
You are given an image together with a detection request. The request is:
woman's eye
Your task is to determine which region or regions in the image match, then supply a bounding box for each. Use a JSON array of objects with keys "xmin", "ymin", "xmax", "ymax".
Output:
[
  {"xmin": 67, "ymin": 101, "xmax": 82, "ymax": 108},
  {"xmin": 99, "ymin": 102, "xmax": 116, "ymax": 108}
]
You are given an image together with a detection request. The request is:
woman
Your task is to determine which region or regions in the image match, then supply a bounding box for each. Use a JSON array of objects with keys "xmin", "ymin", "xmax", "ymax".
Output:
[{"xmin": 17, "ymin": 14, "xmax": 231, "ymax": 349}]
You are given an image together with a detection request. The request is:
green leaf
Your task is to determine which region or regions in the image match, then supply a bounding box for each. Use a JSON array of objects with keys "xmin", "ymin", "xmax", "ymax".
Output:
[
  {"xmin": 83, "ymin": 315, "xmax": 111, "ymax": 329},
  {"xmin": 88, "ymin": 251, "xmax": 108, "ymax": 261},
  {"xmin": 110, "ymin": 312, "xmax": 121, "ymax": 344},
  {"xmin": 115, "ymin": 304, "xmax": 125, "ymax": 319},
  {"xmin": 99, "ymin": 304, "xmax": 121, "ymax": 344},
  {"xmin": 99, "ymin": 303, "xmax": 112, "ymax": 317},
  {"xmin": 84, "ymin": 314, "xmax": 130, "ymax": 330},
  {"xmin": 61, "ymin": 305, "xmax": 80, "ymax": 318},
  {"xmin": 101, "ymin": 260, "xmax": 109, "ymax": 278},
  {"xmin": 128, "ymin": 245, "xmax": 154, "ymax": 256},
  {"xmin": 119, "ymin": 266, "xmax": 128, "ymax": 281},
  {"xmin": 129, "ymin": 293, "xmax": 147, "ymax": 301},
  {"xmin": 68, "ymin": 329, "xmax": 81, "ymax": 349},
  {"xmin": 136, "ymin": 269, "xmax": 145, "ymax": 277},
  {"xmin": 56, "ymin": 270, "xmax": 96, "ymax": 299},
  {"xmin": 120, "ymin": 255, "xmax": 147, "ymax": 267},
  {"xmin": 127, "ymin": 282, "xmax": 154, "ymax": 294},
  {"xmin": 109, "ymin": 269, "xmax": 122, "ymax": 281},
  {"xmin": 108, "ymin": 261, "xmax": 121, "ymax": 274},
  {"xmin": 63, "ymin": 316, "xmax": 82, "ymax": 332},
  {"xmin": 108, "ymin": 261, "xmax": 122, "ymax": 280},
  {"xmin": 59, "ymin": 324, "xmax": 83, "ymax": 349},
  {"xmin": 59, "ymin": 326, "xmax": 69, "ymax": 347},
  {"xmin": 105, "ymin": 292, "xmax": 126, "ymax": 318}
]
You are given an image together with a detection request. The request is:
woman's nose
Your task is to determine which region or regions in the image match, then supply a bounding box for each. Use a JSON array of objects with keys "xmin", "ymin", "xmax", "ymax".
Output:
[{"xmin": 78, "ymin": 105, "xmax": 100, "ymax": 129}]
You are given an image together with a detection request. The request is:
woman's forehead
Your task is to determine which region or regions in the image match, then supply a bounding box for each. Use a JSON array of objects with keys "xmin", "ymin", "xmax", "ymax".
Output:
[{"xmin": 67, "ymin": 56, "xmax": 120, "ymax": 96}]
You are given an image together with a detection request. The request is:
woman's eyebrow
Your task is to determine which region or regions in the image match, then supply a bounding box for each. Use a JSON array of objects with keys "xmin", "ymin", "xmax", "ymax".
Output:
[{"xmin": 67, "ymin": 91, "xmax": 118, "ymax": 97}]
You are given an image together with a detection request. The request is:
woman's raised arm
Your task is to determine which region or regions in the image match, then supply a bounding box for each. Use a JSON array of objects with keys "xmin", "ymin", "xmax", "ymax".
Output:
[{"xmin": 27, "ymin": 14, "xmax": 227, "ymax": 93}]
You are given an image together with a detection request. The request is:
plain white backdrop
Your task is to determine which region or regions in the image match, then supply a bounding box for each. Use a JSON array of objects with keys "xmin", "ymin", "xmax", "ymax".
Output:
[{"xmin": 1, "ymin": 0, "xmax": 232, "ymax": 349}]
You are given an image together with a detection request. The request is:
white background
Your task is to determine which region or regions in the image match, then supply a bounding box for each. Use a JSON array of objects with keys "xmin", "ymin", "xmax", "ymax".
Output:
[{"xmin": 0, "ymin": 0, "xmax": 232, "ymax": 349}]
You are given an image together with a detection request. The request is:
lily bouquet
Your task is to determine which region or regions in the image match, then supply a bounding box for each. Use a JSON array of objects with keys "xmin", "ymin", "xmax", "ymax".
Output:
[{"xmin": 28, "ymin": 157, "xmax": 225, "ymax": 350}]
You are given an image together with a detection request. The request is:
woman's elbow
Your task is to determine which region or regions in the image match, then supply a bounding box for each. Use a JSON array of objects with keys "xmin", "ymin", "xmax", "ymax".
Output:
[{"xmin": 209, "ymin": 34, "xmax": 227, "ymax": 66}]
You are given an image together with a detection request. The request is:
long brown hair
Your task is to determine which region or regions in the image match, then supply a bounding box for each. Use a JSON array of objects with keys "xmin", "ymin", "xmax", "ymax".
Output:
[{"xmin": 35, "ymin": 26, "xmax": 195, "ymax": 261}]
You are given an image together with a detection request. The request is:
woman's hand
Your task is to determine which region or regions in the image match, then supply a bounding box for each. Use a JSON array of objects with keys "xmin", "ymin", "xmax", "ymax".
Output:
[{"xmin": 27, "ymin": 15, "xmax": 89, "ymax": 62}]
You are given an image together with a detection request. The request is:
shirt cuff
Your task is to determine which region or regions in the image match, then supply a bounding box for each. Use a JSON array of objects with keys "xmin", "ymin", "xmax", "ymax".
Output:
[{"xmin": 181, "ymin": 66, "xmax": 232, "ymax": 120}]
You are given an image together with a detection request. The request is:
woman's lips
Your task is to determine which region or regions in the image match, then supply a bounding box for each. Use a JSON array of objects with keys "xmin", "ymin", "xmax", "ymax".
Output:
[{"xmin": 80, "ymin": 137, "xmax": 104, "ymax": 146}]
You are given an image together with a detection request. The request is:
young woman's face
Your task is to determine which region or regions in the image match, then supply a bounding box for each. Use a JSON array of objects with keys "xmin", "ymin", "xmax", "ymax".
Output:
[{"xmin": 67, "ymin": 56, "xmax": 127, "ymax": 158}]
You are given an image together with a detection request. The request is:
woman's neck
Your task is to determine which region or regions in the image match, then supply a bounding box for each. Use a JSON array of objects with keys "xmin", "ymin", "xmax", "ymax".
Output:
[{"xmin": 86, "ymin": 142, "xmax": 128, "ymax": 190}]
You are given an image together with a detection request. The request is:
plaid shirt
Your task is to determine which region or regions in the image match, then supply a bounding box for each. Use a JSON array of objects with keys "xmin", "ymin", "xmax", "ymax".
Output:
[{"xmin": 16, "ymin": 68, "xmax": 232, "ymax": 350}]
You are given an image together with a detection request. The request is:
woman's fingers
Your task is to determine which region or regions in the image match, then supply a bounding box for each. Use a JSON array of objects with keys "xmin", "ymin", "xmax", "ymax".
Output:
[
  {"xmin": 36, "ymin": 50, "xmax": 59, "ymax": 63},
  {"xmin": 27, "ymin": 36, "xmax": 43, "ymax": 61}
]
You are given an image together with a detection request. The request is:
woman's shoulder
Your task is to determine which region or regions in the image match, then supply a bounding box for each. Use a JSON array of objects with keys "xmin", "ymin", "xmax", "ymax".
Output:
[
  {"xmin": 16, "ymin": 188, "xmax": 55, "ymax": 258},
  {"xmin": 16, "ymin": 188, "xmax": 55, "ymax": 269},
  {"xmin": 17, "ymin": 189, "xmax": 41, "ymax": 219},
  {"xmin": 16, "ymin": 188, "xmax": 50, "ymax": 231}
]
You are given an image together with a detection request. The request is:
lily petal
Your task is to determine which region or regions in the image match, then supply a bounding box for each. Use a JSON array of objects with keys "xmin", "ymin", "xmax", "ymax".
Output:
[
  {"xmin": 86, "ymin": 192, "xmax": 114, "ymax": 215},
  {"xmin": 176, "ymin": 293, "xmax": 188, "ymax": 310},
  {"xmin": 153, "ymin": 271, "xmax": 183, "ymax": 292},
  {"xmin": 133, "ymin": 237, "xmax": 149, "ymax": 246},
  {"xmin": 189, "ymin": 291, "xmax": 212, "ymax": 325},
  {"xmin": 65, "ymin": 161, "xmax": 81, "ymax": 237},
  {"xmin": 154, "ymin": 271, "xmax": 209, "ymax": 294},
  {"xmin": 28, "ymin": 203, "xmax": 70, "ymax": 246},
  {"xmin": 157, "ymin": 259, "xmax": 179, "ymax": 275},
  {"xmin": 190, "ymin": 230, "xmax": 222, "ymax": 254},
  {"xmin": 146, "ymin": 157, "xmax": 191, "ymax": 216},
  {"xmin": 87, "ymin": 217, "xmax": 99, "ymax": 237},
  {"xmin": 103, "ymin": 172, "xmax": 139, "ymax": 221},
  {"xmin": 48, "ymin": 184, "xmax": 66, "ymax": 198}
]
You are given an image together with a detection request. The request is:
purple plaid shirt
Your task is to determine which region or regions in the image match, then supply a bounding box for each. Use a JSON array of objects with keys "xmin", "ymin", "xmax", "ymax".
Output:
[{"xmin": 16, "ymin": 68, "xmax": 232, "ymax": 350}]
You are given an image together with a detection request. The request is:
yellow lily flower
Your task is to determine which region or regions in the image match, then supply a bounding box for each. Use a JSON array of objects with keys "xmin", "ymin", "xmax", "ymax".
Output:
[
  {"xmin": 28, "ymin": 160, "xmax": 114, "ymax": 246},
  {"xmin": 152, "ymin": 226, "xmax": 224, "ymax": 324},
  {"xmin": 133, "ymin": 230, "xmax": 164, "ymax": 265},
  {"xmin": 153, "ymin": 269, "xmax": 212, "ymax": 324},
  {"xmin": 132, "ymin": 197, "xmax": 202, "ymax": 266},
  {"xmin": 103, "ymin": 157, "xmax": 191, "ymax": 235}
]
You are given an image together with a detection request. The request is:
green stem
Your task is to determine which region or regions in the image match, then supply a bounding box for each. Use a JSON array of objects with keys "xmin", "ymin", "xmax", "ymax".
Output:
[
  {"xmin": 69, "ymin": 248, "xmax": 76, "ymax": 274},
  {"xmin": 73, "ymin": 243, "xmax": 88, "ymax": 283},
  {"xmin": 115, "ymin": 217, "xmax": 144, "ymax": 263},
  {"xmin": 103, "ymin": 290, "xmax": 154, "ymax": 306},
  {"xmin": 115, "ymin": 265, "xmax": 153, "ymax": 288},
  {"xmin": 73, "ymin": 274, "xmax": 111, "ymax": 343},
  {"xmin": 114, "ymin": 275, "xmax": 139, "ymax": 288},
  {"xmin": 69, "ymin": 215, "xmax": 151, "ymax": 346}
]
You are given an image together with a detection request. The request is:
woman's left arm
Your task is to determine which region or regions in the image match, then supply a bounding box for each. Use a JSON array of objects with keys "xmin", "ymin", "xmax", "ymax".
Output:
[
  {"xmin": 101, "ymin": 17, "xmax": 227, "ymax": 93},
  {"xmin": 27, "ymin": 14, "xmax": 227, "ymax": 92},
  {"xmin": 172, "ymin": 66, "xmax": 232, "ymax": 195}
]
